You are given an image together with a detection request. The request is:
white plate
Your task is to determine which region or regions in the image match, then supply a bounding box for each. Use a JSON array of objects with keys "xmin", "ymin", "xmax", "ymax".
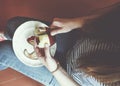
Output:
[{"xmin": 12, "ymin": 21, "xmax": 56, "ymax": 67}]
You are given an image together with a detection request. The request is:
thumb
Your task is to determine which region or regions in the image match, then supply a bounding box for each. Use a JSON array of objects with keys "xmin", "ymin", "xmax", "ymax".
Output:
[
  {"xmin": 44, "ymin": 43, "xmax": 51, "ymax": 58},
  {"xmin": 51, "ymin": 28, "xmax": 64, "ymax": 36},
  {"xmin": 51, "ymin": 21, "xmax": 62, "ymax": 27}
]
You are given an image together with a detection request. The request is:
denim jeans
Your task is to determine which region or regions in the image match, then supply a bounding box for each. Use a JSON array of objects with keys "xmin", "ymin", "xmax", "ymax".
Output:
[{"xmin": 0, "ymin": 17, "xmax": 79, "ymax": 86}]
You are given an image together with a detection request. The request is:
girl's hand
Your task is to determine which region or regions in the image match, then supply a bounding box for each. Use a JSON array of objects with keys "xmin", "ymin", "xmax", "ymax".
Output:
[
  {"xmin": 35, "ymin": 43, "xmax": 58, "ymax": 72},
  {"xmin": 50, "ymin": 18, "xmax": 84, "ymax": 36}
]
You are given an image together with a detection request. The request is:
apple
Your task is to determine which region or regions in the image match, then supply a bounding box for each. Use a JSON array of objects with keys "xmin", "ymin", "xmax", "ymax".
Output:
[
  {"xmin": 24, "ymin": 27, "xmax": 55, "ymax": 60},
  {"xmin": 27, "ymin": 27, "xmax": 55, "ymax": 48},
  {"xmin": 35, "ymin": 27, "xmax": 55, "ymax": 48}
]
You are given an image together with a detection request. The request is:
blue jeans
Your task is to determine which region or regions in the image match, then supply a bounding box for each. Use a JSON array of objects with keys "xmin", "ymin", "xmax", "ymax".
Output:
[{"xmin": 0, "ymin": 17, "xmax": 79, "ymax": 86}]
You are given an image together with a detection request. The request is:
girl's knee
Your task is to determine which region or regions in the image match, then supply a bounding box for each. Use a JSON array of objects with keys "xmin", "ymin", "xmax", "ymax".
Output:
[{"xmin": 0, "ymin": 41, "xmax": 12, "ymax": 51}]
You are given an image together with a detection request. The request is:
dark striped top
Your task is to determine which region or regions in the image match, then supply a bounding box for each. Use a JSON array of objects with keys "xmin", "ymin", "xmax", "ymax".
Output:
[{"xmin": 66, "ymin": 35, "xmax": 120, "ymax": 86}]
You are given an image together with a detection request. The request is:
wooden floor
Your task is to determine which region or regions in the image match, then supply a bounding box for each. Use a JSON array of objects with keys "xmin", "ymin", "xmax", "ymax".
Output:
[
  {"xmin": 0, "ymin": 0, "xmax": 119, "ymax": 31},
  {"xmin": 0, "ymin": 0, "xmax": 120, "ymax": 86},
  {"xmin": 0, "ymin": 68, "xmax": 44, "ymax": 86}
]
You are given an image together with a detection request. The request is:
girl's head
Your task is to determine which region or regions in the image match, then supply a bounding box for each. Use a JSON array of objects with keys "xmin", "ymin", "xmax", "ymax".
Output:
[{"xmin": 71, "ymin": 3, "xmax": 120, "ymax": 85}]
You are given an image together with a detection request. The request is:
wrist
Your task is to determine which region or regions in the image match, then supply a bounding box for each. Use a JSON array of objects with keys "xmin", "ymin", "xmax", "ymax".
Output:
[{"xmin": 50, "ymin": 63, "xmax": 60, "ymax": 74}]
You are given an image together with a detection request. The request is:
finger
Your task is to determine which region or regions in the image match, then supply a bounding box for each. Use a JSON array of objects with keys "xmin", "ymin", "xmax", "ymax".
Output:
[
  {"xmin": 35, "ymin": 47, "xmax": 42, "ymax": 57},
  {"xmin": 51, "ymin": 28, "xmax": 64, "ymax": 36},
  {"xmin": 35, "ymin": 47, "xmax": 46, "ymax": 63},
  {"xmin": 33, "ymin": 37, "xmax": 38, "ymax": 48},
  {"xmin": 51, "ymin": 21, "xmax": 62, "ymax": 27},
  {"xmin": 44, "ymin": 43, "xmax": 51, "ymax": 58},
  {"xmin": 34, "ymin": 38, "xmax": 43, "ymax": 57}
]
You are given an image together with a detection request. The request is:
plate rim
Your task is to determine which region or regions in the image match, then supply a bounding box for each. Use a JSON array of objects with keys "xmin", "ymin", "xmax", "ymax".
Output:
[{"xmin": 12, "ymin": 20, "xmax": 56, "ymax": 67}]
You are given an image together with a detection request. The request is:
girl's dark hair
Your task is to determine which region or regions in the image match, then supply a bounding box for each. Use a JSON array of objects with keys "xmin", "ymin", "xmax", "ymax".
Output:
[
  {"xmin": 83, "ymin": 3, "xmax": 120, "ymax": 40},
  {"xmin": 74, "ymin": 3, "xmax": 120, "ymax": 86}
]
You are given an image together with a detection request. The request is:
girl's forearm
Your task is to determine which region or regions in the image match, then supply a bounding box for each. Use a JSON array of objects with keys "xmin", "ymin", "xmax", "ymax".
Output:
[
  {"xmin": 52, "ymin": 66, "xmax": 80, "ymax": 86},
  {"xmin": 71, "ymin": 6, "xmax": 114, "ymax": 30},
  {"xmin": 71, "ymin": 14, "xmax": 103, "ymax": 30}
]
